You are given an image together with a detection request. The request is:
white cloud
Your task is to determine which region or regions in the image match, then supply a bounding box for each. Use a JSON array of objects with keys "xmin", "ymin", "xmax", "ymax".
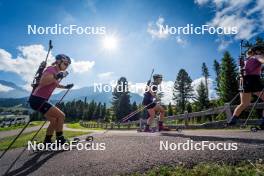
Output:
[
  {"xmin": 147, "ymin": 16, "xmax": 169, "ymax": 39},
  {"xmin": 97, "ymin": 72, "xmax": 114, "ymax": 79},
  {"xmin": 0, "ymin": 45, "xmax": 50, "ymax": 91},
  {"xmin": 195, "ymin": 0, "xmax": 263, "ymax": 50},
  {"xmin": 216, "ymin": 37, "xmax": 233, "ymax": 51},
  {"xmin": 194, "ymin": 0, "xmax": 210, "ymax": 6},
  {"xmin": 176, "ymin": 36, "xmax": 188, "ymax": 46},
  {"xmin": 0, "ymin": 45, "xmax": 95, "ymax": 91},
  {"xmin": 96, "ymin": 72, "xmax": 116, "ymax": 84},
  {"xmin": 71, "ymin": 60, "xmax": 95, "ymax": 73},
  {"xmin": 0, "ymin": 84, "xmax": 13, "ymax": 92},
  {"xmin": 147, "ymin": 17, "xmax": 188, "ymax": 45}
]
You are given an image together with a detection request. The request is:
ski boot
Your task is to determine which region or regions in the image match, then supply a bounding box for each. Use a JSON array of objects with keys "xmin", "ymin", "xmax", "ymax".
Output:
[
  {"xmin": 225, "ymin": 116, "xmax": 238, "ymax": 128},
  {"xmin": 143, "ymin": 124, "xmax": 152, "ymax": 132},
  {"xmin": 158, "ymin": 121, "xmax": 170, "ymax": 131},
  {"xmin": 56, "ymin": 135, "xmax": 69, "ymax": 146}
]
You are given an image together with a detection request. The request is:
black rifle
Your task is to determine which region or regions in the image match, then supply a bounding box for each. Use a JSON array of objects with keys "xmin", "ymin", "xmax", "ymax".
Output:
[
  {"xmin": 31, "ymin": 40, "xmax": 53, "ymax": 94},
  {"xmin": 238, "ymin": 40, "xmax": 245, "ymax": 92}
]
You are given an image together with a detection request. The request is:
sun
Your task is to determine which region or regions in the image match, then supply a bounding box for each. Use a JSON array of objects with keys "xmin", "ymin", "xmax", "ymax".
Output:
[{"xmin": 102, "ymin": 35, "xmax": 118, "ymax": 50}]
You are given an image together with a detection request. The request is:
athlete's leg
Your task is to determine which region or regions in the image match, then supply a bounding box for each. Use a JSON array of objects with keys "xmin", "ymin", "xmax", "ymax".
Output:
[
  {"xmin": 44, "ymin": 106, "xmax": 65, "ymax": 142},
  {"xmin": 230, "ymin": 92, "xmax": 251, "ymax": 124},
  {"xmin": 144, "ymin": 108, "xmax": 155, "ymax": 131},
  {"xmin": 154, "ymin": 104, "xmax": 168, "ymax": 131},
  {"xmin": 154, "ymin": 104, "xmax": 165, "ymax": 121}
]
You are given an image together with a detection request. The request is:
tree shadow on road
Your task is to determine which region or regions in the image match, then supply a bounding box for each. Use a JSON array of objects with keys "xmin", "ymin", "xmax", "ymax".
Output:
[{"xmin": 4, "ymin": 150, "xmax": 65, "ymax": 176}]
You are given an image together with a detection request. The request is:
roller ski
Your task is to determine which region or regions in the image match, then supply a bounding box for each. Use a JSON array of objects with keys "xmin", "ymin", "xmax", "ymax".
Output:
[
  {"xmin": 158, "ymin": 121, "xmax": 171, "ymax": 131},
  {"xmin": 250, "ymin": 126, "xmax": 264, "ymax": 132},
  {"xmin": 137, "ymin": 125, "xmax": 157, "ymax": 133},
  {"xmin": 224, "ymin": 116, "xmax": 239, "ymax": 128},
  {"xmin": 250, "ymin": 121, "xmax": 264, "ymax": 132}
]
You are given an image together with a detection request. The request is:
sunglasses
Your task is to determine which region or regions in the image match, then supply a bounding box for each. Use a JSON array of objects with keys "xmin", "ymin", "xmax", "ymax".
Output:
[{"xmin": 62, "ymin": 62, "xmax": 70, "ymax": 67}]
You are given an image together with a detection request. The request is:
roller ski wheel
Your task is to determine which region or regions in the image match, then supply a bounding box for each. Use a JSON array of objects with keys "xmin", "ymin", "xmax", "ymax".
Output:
[
  {"xmin": 250, "ymin": 126, "xmax": 259, "ymax": 132},
  {"xmin": 250, "ymin": 126, "xmax": 263, "ymax": 132},
  {"xmin": 85, "ymin": 136, "xmax": 94, "ymax": 142},
  {"xmin": 175, "ymin": 128, "xmax": 182, "ymax": 132}
]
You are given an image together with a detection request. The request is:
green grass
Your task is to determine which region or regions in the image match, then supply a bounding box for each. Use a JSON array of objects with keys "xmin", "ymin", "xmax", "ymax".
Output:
[
  {"xmin": 0, "ymin": 121, "xmax": 44, "ymax": 131},
  {"xmin": 0, "ymin": 129, "xmax": 91, "ymax": 151},
  {"xmin": 131, "ymin": 162, "xmax": 264, "ymax": 176},
  {"xmin": 67, "ymin": 122, "xmax": 103, "ymax": 130},
  {"xmin": 66, "ymin": 122, "xmax": 93, "ymax": 130}
]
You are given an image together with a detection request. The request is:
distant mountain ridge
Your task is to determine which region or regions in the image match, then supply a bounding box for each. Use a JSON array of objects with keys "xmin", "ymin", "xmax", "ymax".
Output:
[
  {"xmin": 0, "ymin": 81, "xmax": 143, "ymax": 107},
  {"xmin": 0, "ymin": 80, "xmax": 29, "ymax": 98}
]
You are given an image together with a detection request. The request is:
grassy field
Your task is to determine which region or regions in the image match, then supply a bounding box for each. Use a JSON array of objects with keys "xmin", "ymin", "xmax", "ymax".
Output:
[
  {"xmin": 0, "ymin": 129, "xmax": 91, "ymax": 151},
  {"xmin": 131, "ymin": 162, "xmax": 264, "ymax": 176},
  {"xmin": 66, "ymin": 122, "xmax": 91, "ymax": 129},
  {"xmin": 67, "ymin": 122, "xmax": 104, "ymax": 130},
  {"xmin": 0, "ymin": 121, "xmax": 44, "ymax": 132}
]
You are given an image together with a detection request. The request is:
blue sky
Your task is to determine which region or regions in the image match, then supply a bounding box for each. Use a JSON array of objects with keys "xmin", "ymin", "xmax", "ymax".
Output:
[{"xmin": 0, "ymin": 0, "xmax": 263, "ymax": 100}]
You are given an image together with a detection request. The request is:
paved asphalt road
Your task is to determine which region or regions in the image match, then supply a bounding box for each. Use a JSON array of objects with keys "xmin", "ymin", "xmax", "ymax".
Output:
[
  {"xmin": 0, "ymin": 124, "xmax": 49, "ymax": 139},
  {"xmin": 0, "ymin": 129, "xmax": 264, "ymax": 176}
]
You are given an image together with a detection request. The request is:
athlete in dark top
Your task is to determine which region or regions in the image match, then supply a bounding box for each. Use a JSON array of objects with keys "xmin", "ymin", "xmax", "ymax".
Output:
[
  {"xmin": 142, "ymin": 74, "xmax": 169, "ymax": 131},
  {"xmin": 228, "ymin": 47, "xmax": 264, "ymax": 128}
]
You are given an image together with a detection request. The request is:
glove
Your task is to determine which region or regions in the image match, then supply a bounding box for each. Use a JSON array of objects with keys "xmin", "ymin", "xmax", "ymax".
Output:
[
  {"xmin": 55, "ymin": 71, "xmax": 69, "ymax": 80},
  {"xmin": 64, "ymin": 83, "xmax": 74, "ymax": 89}
]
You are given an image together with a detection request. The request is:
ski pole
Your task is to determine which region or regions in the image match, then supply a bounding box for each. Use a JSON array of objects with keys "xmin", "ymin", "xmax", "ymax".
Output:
[
  {"xmin": 3, "ymin": 88, "xmax": 71, "ymax": 175},
  {"xmin": 0, "ymin": 40, "xmax": 53, "ymax": 160},
  {"xmin": 0, "ymin": 120, "xmax": 32, "ymax": 160},
  {"xmin": 241, "ymin": 88, "xmax": 264, "ymax": 128},
  {"xmin": 121, "ymin": 101, "xmax": 155, "ymax": 122}
]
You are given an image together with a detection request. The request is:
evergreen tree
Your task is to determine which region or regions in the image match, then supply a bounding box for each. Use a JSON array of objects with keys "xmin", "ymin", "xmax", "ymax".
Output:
[
  {"xmin": 202, "ymin": 62, "xmax": 210, "ymax": 97},
  {"xmin": 112, "ymin": 77, "xmax": 131, "ymax": 121},
  {"xmin": 196, "ymin": 81, "xmax": 209, "ymax": 111},
  {"xmin": 101, "ymin": 103, "xmax": 107, "ymax": 119},
  {"xmin": 105, "ymin": 109, "xmax": 111, "ymax": 122},
  {"xmin": 88, "ymin": 100, "xmax": 97, "ymax": 120},
  {"xmin": 173, "ymin": 69, "xmax": 194, "ymax": 114},
  {"xmin": 213, "ymin": 60, "xmax": 221, "ymax": 95},
  {"xmin": 167, "ymin": 102, "xmax": 173, "ymax": 116},
  {"xmin": 93, "ymin": 102, "xmax": 101, "ymax": 120},
  {"xmin": 186, "ymin": 103, "xmax": 192, "ymax": 113},
  {"xmin": 130, "ymin": 101, "xmax": 139, "ymax": 121},
  {"xmin": 219, "ymin": 51, "xmax": 239, "ymax": 104}
]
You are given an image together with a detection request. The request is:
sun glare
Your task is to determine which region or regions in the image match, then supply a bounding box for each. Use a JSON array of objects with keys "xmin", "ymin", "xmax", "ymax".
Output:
[{"xmin": 103, "ymin": 35, "xmax": 118, "ymax": 50}]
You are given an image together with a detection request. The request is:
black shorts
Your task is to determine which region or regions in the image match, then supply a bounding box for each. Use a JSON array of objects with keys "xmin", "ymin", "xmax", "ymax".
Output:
[
  {"xmin": 142, "ymin": 97, "xmax": 156, "ymax": 109},
  {"xmin": 242, "ymin": 75, "xmax": 263, "ymax": 93},
  {"xmin": 28, "ymin": 95, "xmax": 54, "ymax": 114}
]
